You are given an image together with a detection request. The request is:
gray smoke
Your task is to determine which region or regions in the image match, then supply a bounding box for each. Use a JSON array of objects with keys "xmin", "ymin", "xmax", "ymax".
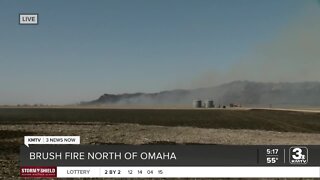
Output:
[
  {"xmin": 188, "ymin": 2, "xmax": 320, "ymax": 88},
  {"xmin": 88, "ymin": 1, "xmax": 320, "ymax": 107},
  {"xmin": 87, "ymin": 81, "xmax": 320, "ymax": 107}
]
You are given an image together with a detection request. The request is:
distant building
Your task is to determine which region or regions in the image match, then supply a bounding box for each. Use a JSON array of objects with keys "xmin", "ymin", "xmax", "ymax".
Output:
[
  {"xmin": 229, "ymin": 103, "xmax": 241, "ymax": 108},
  {"xmin": 193, "ymin": 99, "xmax": 215, "ymax": 108},
  {"xmin": 204, "ymin": 100, "xmax": 214, "ymax": 108},
  {"xmin": 193, "ymin": 100, "xmax": 202, "ymax": 108}
]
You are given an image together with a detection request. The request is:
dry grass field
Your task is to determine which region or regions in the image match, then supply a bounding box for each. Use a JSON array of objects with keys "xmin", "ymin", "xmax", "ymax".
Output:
[{"xmin": 1, "ymin": 107, "xmax": 320, "ymax": 178}]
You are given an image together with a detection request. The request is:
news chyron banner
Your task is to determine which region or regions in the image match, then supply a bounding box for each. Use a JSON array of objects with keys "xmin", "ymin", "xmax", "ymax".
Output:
[{"xmin": 20, "ymin": 136, "xmax": 320, "ymax": 178}]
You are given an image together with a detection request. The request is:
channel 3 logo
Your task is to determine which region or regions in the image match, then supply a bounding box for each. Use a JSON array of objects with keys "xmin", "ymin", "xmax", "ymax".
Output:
[{"xmin": 289, "ymin": 147, "xmax": 308, "ymax": 165}]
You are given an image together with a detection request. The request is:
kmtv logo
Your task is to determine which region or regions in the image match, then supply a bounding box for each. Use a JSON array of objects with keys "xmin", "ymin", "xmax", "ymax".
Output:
[{"xmin": 289, "ymin": 147, "xmax": 308, "ymax": 165}]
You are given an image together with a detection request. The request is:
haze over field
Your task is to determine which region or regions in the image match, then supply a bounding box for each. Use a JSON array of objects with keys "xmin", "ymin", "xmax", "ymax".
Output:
[
  {"xmin": 0, "ymin": 0, "xmax": 320, "ymax": 105},
  {"xmin": 87, "ymin": 81, "xmax": 320, "ymax": 107}
]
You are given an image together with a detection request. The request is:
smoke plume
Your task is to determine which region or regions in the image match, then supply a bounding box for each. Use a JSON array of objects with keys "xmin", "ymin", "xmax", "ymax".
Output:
[{"xmin": 190, "ymin": 1, "xmax": 320, "ymax": 88}]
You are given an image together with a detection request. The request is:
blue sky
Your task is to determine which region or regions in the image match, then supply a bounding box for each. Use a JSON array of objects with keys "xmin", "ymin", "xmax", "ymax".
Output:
[{"xmin": 0, "ymin": 0, "xmax": 317, "ymax": 104}]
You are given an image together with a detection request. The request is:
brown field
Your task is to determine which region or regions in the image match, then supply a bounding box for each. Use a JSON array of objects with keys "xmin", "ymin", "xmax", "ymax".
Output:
[{"xmin": 0, "ymin": 107, "xmax": 320, "ymax": 178}]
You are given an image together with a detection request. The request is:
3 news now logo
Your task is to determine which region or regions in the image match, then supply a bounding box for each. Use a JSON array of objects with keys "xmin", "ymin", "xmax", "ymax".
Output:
[{"xmin": 289, "ymin": 147, "xmax": 308, "ymax": 165}]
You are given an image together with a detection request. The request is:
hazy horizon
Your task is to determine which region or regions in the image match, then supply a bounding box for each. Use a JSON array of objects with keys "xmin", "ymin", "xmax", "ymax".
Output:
[{"xmin": 1, "ymin": 0, "xmax": 320, "ymax": 105}]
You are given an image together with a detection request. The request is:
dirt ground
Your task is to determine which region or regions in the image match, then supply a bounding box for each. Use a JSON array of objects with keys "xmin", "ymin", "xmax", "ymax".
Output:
[{"xmin": 2, "ymin": 123, "xmax": 320, "ymax": 145}]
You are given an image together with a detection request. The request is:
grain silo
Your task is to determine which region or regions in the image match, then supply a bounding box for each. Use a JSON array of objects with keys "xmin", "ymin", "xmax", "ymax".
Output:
[
  {"xmin": 193, "ymin": 100, "xmax": 202, "ymax": 108},
  {"xmin": 205, "ymin": 100, "xmax": 214, "ymax": 108}
]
